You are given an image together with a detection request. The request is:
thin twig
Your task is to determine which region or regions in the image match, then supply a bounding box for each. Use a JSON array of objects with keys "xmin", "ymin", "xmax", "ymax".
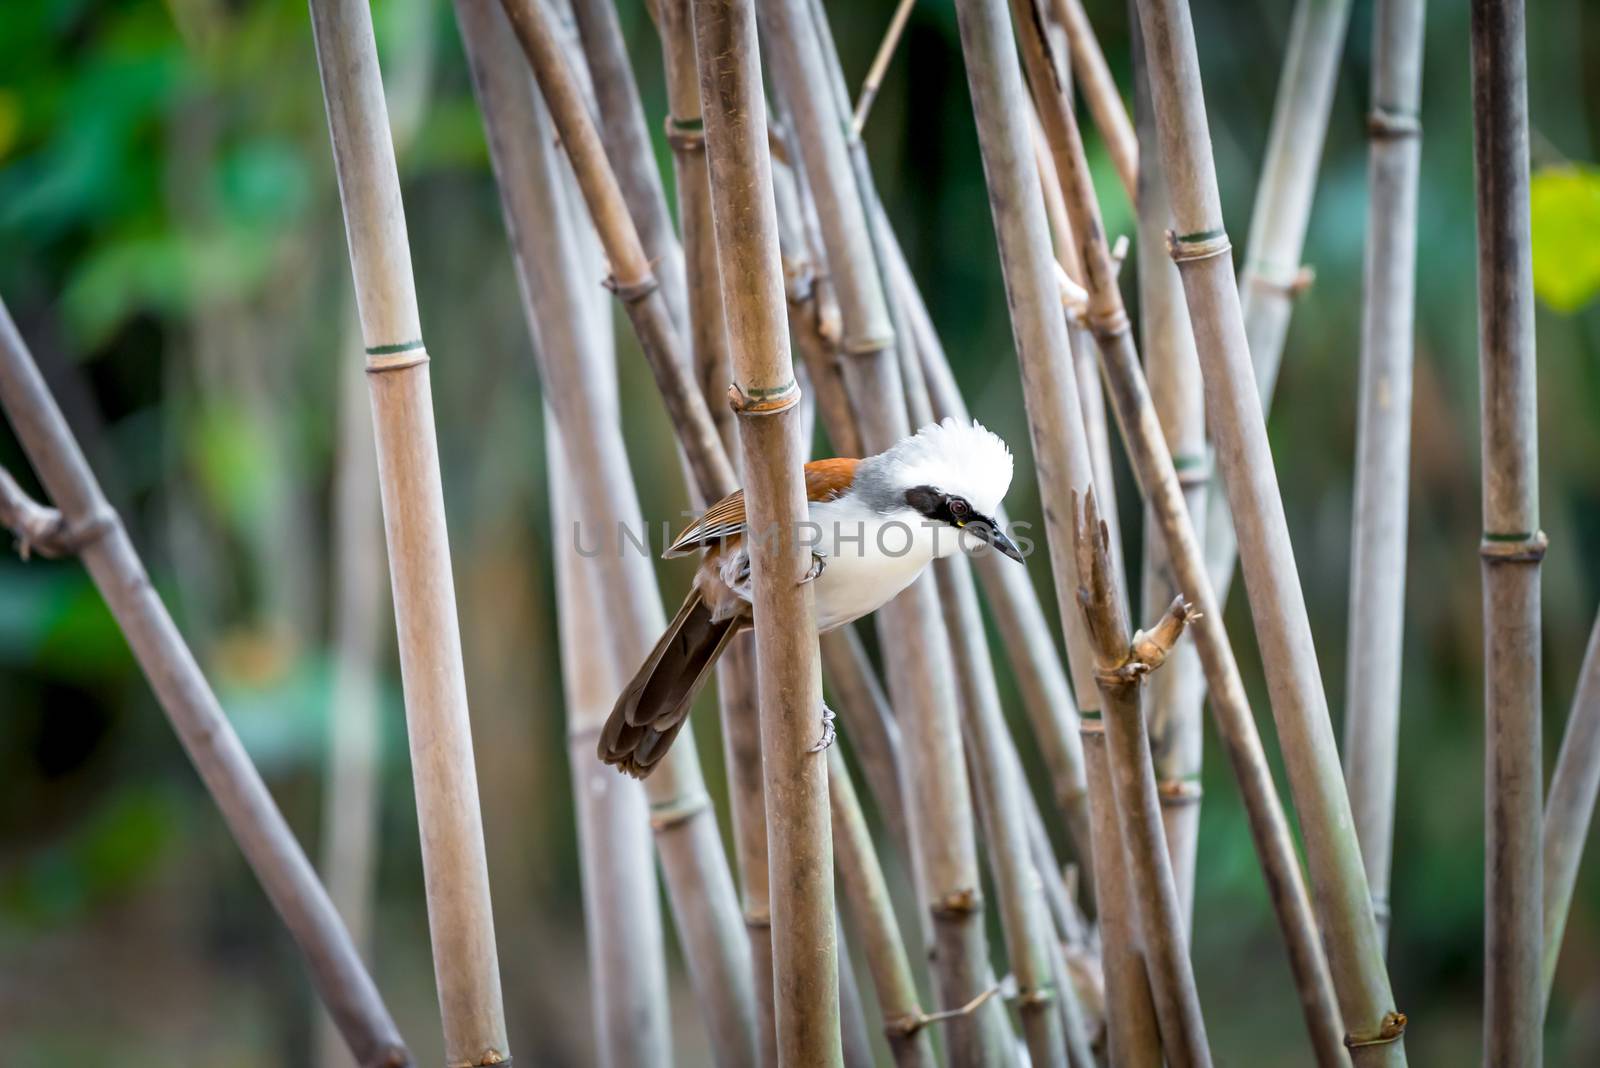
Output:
[
  {"xmin": 850, "ymin": 0, "xmax": 917, "ymax": 139},
  {"xmin": 1543, "ymin": 609, "xmax": 1600, "ymax": 1010}
]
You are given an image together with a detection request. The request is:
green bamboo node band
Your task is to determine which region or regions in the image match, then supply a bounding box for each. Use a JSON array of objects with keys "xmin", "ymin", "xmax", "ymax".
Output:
[
  {"xmin": 1077, "ymin": 708, "xmax": 1103, "ymax": 722},
  {"xmin": 727, "ymin": 377, "xmax": 801, "ymax": 416},
  {"xmin": 1480, "ymin": 529, "xmax": 1548, "ymax": 562},
  {"xmin": 1167, "ymin": 228, "xmax": 1232, "ymax": 264},
  {"xmin": 365, "ymin": 339, "xmax": 425, "ymax": 356},
  {"xmin": 365, "ymin": 339, "xmax": 429, "ymax": 374},
  {"xmin": 1244, "ymin": 258, "xmax": 1315, "ymax": 295},
  {"xmin": 664, "ymin": 114, "xmax": 705, "ymax": 152}
]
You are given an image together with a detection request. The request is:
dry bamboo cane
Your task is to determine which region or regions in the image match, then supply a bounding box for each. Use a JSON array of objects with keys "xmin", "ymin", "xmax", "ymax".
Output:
[
  {"xmin": 316, "ymin": 322, "xmax": 390, "ymax": 1068},
  {"xmin": 827, "ymin": 746, "xmax": 939, "ymax": 1068},
  {"xmin": 550, "ymin": 426, "xmax": 673, "ymax": 1068},
  {"xmin": 650, "ymin": 6, "xmax": 781, "ymax": 1060},
  {"xmin": 759, "ymin": 2, "xmax": 1010, "ymax": 1063},
  {"xmin": 818, "ymin": 628, "xmax": 915, "ymax": 871},
  {"xmin": 1011, "ymin": 8, "xmax": 1350, "ymax": 1064},
  {"xmin": 1133, "ymin": 0, "xmax": 1406, "ymax": 1061},
  {"xmin": 1542, "ymin": 610, "xmax": 1600, "ymax": 1009},
  {"xmin": 569, "ymin": 0, "xmax": 688, "ymax": 333},
  {"xmin": 887, "ymin": 236, "xmax": 1094, "ymax": 867},
  {"xmin": 308, "ymin": 2, "xmax": 509, "ymax": 1060},
  {"xmin": 691, "ymin": 1, "xmax": 842, "ymax": 1063},
  {"xmin": 1203, "ymin": 0, "xmax": 1353, "ymax": 600},
  {"xmin": 0, "ymin": 305, "xmax": 410, "ymax": 1068},
  {"xmin": 454, "ymin": 5, "xmax": 754, "ymax": 1061},
  {"xmin": 1080, "ymin": 718, "xmax": 1164, "ymax": 1067},
  {"xmin": 1048, "ymin": 0, "xmax": 1138, "ymax": 203},
  {"xmin": 1130, "ymin": 5, "xmax": 1207, "ymax": 932},
  {"xmin": 1072, "ymin": 490, "xmax": 1211, "ymax": 1068},
  {"xmin": 948, "ymin": 0, "xmax": 1112, "ymax": 862},
  {"xmin": 1343, "ymin": 0, "xmax": 1425, "ymax": 951},
  {"xmin": 837, "ymin": 922, "xmax": 875, "ymax": 1068},
  {"xmin": 1470, "ymin": 1, "xmax": 1545, "ymax": 1061},
  {"xmin": 899, "ymin": 302, "xmax": 1090, "ymax": 1068},
  {"xmin": 498, "ymin": 0, "xmax": 737, "ymax": 507}
]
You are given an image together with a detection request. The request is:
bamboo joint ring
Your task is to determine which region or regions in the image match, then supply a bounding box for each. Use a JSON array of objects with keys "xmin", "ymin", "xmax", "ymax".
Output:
[
  {"xmin": 727, "ymin": 379, "xmax": 801, "ymax": 416},
  {"xmin": 365, "ymin": 339, "xmax": 429, "ymax": 374},
  {"xmin": 648, "ymin": 789, "xmax": 711, "ymax": 830},
  {"xmin": 603, "ymin": 273, "xmax": 660, "ymax": 305},
  {"xmin": 663, "ymin": 114, "xmax": 705, "ymax": 152},
  {"xmin": 1368, "ymin": 107, "xmax": 1422, "ymax": 140},
  {"xmin": 1479, "ymin": 530, "xmax": 1548, "ymax": 563},
  {"xmin": 1166, "ymin": 228, "xmax": 1232, "ymax": 264}
]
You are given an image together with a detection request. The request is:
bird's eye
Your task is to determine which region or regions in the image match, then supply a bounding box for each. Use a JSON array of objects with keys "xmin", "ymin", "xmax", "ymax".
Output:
[{"xmin": 948, "ymin": 497, "xmax": 971, "ymax": 522}]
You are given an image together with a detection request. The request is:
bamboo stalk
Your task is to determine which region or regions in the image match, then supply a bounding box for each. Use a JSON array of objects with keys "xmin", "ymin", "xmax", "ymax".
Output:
[
  {"xmin": 691, "ymin": 1, "xmax": 841, "ymax": 1062},
  {"xmin": 1133, "ymin": 0, "xmax": 1406, "ymax": 1061},
  {"xmin": 837, "ymin": 922, "xmax": 875, "ymax": 1068},
  {"xmin": 1343, "ymin": 0, "xmax": 1425, "ymax": 951},
  {"xmin": 760, "ymin": 3, "xmax": 1010, "ymax": 1062},
  {"xmin": 1073, "ymin": 490, "xmax": 1211, "ymax": 1068},
  {"xmin": 1543, "ymin": 610, "xmax": 1600, "ymax": 1009},
  {"xmin": 499, "ymin": 0, "xmax": 737, "ymax": 507},
  {"xmin": 650, "ymin": 6, "xmax": 782, "ymax": 1059},
  {"xmin": 315, "ymin": 321, "xmax": 390, "ymax": 1068},
  {"xmin": 1203, "ymin": 0, "xmax": 1354, "ymax": 600},
  {"xmin": 1048, "ymin": 0, "xmax": 1138, "ymax": 203},
  {"xmin": 570, "ymin": 0, "xmax": 689, "ymax": 333},
  {"xmin": 454, "ymin": 4, "xmax": 755, "ymax": 1060},
  {"xmin": 1081, "ymin": 719, "xmax": 1163, "ymax": 1067},
  {"xmin": 1470, "ymin": 1, "xmax": 1544, "ymax": 1061},
  {"xmin": 827, "ymin": 747, "xmax": 938, "ymax": 1068},
  {"xmin": 0, "ymin": 302, "xmax": 410, "ymax": 1068},
  {"xmin": 818, "ymin": 628, "xmax": 914, "ymax": 867},
  {"xmin": 308, "ymin": 2, "xmax": 509, "ymax": 1060},
  {"xmin": 550, "ymin": 426, "xmax": 673, "ymax": 1068},
  {"xmin": 1131, "ymin": 7, "xmax": 1207, "ymax": 931},
  {"xmin": 887, "ymin": 236, "xmax": 1094, "ymax": 867},
  {"xmin": 1011, "ymin": 8, "xmax": 1348, "ymax": 1062}
]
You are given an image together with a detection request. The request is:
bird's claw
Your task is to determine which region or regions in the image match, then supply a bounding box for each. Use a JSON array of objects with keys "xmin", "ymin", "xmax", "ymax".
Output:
[
  {"xmin": 808, "ymin": 704, "xmax": 837, "ymax": 753},
  {"xmin": 800, "ymin": 552, "xmax": 826, "ymax": 585}
]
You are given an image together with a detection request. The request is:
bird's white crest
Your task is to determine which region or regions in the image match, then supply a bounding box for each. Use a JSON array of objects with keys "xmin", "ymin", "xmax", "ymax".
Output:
[{"xmin": 884, "ymin": 417, "xmax": 1014, "ymax": 517}]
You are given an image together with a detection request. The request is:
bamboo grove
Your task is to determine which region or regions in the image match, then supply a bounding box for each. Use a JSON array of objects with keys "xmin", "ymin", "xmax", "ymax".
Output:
[{"xmin": 2, "ymin": 0, "xmax": 1597, "ymax": 1065}]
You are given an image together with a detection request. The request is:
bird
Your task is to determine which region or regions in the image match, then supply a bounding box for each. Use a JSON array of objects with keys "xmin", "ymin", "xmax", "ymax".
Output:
[{"xmin": 599, "ymin": 417, "xmax": 1025, "ymax": 778}]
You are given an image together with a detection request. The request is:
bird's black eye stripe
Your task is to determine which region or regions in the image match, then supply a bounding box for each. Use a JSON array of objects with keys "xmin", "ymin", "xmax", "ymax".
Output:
[{"xmin": 905, "ymin": 485, "xmax": 978, "ymax": 527}]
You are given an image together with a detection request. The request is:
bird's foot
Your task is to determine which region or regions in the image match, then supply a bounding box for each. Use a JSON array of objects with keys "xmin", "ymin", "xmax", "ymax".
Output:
[
  {"xmin": 800, "ymin": 552, "xmax": 826, "ymax": 585},
  {"xmin": 808, "ymin": 703, "xmax": 837, "ymax": 753}
]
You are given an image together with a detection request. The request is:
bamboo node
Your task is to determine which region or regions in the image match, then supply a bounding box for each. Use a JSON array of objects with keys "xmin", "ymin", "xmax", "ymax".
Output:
[
  {"xmin": 841, "ymin": 332, "xmax": 896, "ymax": 358},
  {"xmin": 886, "ymin": 985, "xmax": 1003, "ymax": 1036},
  {"xmin": 1368, "ymin": 107, "xmax": 1422, "ymax": 140},
  {"xmin": 663, "ymin": 114, "xmax": 705, "ymax": 152},
  {"xmin": 743, "ymin": 908, "xmax": 772, "ymax": 929},
  {"xmin": 1171, "ymin": 451, "xmax": 1212, "ymax": 487},
  {"xmin": 1344, "ymin": 1010, "xmax": 1407, "ymax": 1049},
  {"xmin": 648, "ymin": 789, "xmax": 711, "ymax": 830},
  {"xmin": 782, "ymin": 256, "xmax": 817, "ymax": 305},
  {"xmin": 727, "ymin": 378, "xmax": 801, "ymax": 416},
  {"xmin": 930, "ymin": 887, "xmax": 983, "ymax": 917},
  {"xmin": 602, "ymin": 273, "xmax": 660, "ymax": 305},
  {"xmin": 1158, "ymin": 777, "xmax": 1204, "ymax": 807},
  {"xmin": 365, "ymin": 339, "xmax": 430, "ymax": 375},
  {"xmin": 0, "ymin": 466, "xmax": 117, "ymax": 560},
  {"xmin": 1479, "ymin": 530, "xmax": 1547, "ymax": 562},
  {"xmin": 1086, "ymin": 306, "xmax": 1132, "ymax": 341},
  {"xmin": 1166, "ymin": 228, "xmax": 1232, "ymax": 264}
]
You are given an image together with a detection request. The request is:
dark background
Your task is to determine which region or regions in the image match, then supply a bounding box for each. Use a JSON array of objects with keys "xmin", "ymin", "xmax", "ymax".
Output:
[{"xmin": 2, "ymin": 0, "xmax": 1599, "ymax": 1063}]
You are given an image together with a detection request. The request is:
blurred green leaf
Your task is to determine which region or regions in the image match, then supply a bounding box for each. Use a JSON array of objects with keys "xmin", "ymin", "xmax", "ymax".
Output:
[
  {"xmin": 190, "ymin": 401, "xmax": 274, "ymax": 532},
  {"xmin": 1530, "ymin": 164, "xmax": 1600, "ymax": 313}
]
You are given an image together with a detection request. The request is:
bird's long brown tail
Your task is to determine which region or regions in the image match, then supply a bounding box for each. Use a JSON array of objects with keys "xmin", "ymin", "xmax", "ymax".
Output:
[{"xmin": 599, "ymin": 588, "xmax": 741, "ymax": 778}]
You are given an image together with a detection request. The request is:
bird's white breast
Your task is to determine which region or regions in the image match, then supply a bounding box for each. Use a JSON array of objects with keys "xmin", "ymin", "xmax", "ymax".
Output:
[{"xmin": 805, "ymin": 497, "xmax": 944, "ymax": 632}]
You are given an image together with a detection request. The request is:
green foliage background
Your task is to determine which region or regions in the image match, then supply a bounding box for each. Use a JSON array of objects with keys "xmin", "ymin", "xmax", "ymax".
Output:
[{"xmin": 2, "ymin": 0, "xmax": 1599, "ymax": 1064}]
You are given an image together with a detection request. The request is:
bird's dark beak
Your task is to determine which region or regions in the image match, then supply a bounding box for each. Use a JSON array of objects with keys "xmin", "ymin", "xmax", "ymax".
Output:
[{"xmin": 970, "ymin": 518, "xmax": 1025, "ymax": 564}]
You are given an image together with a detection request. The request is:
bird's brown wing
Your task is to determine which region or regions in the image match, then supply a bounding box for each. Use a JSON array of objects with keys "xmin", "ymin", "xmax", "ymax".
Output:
[{"xmin": 662, "ymin": 457, "xmax": 860, "ymax": 557}]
